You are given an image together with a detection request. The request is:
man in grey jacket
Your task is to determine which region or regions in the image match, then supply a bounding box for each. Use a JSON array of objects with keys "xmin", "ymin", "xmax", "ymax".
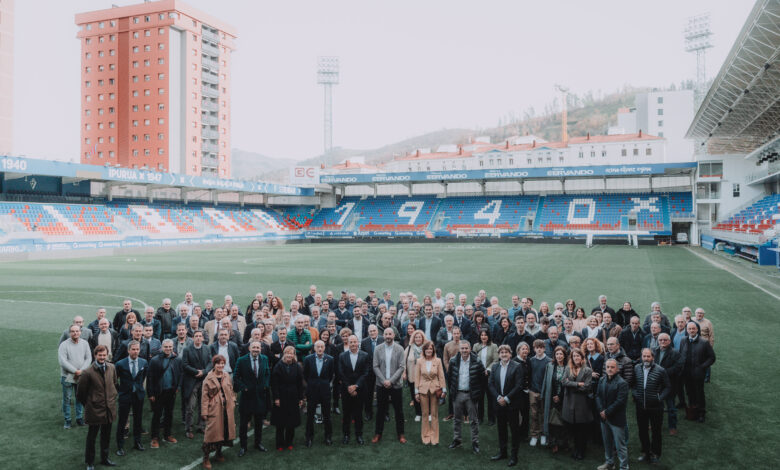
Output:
[
  {"xmin": 371, "ymin": 328, "xmax": 407, "ymax": 444},
  {"xmin": 58, "ymin": 324, "xmax": 93, "ymax": 429}
]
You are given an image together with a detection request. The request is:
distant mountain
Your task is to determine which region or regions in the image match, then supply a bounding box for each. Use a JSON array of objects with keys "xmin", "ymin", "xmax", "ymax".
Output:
[{"xmin": 230, "ymin": 149, "xmax": 298, "ymax": 180}]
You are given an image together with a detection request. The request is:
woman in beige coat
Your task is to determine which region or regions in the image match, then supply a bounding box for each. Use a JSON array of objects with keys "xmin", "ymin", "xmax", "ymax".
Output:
[
  {"xmin": 403, "ymin": 330, "xmax": 425, "ymax": 421},
  {"xmin": 201, "ymin": 355, "xmax": 236, "ymax": 469},
  {"xmin": 414, "ymin": 340, "xmax": 446, "ymax": 445}
]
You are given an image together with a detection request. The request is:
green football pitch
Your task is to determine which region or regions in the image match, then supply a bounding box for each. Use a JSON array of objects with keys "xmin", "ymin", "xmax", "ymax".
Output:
[{"xmin": 2, "ymin": 242, "xmax": 779, "ymax": 469}]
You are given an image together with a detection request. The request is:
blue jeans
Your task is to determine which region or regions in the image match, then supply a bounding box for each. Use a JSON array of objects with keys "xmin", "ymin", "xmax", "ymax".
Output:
[
  {"xmin": 61, "ymin": 377, "xmax": 83, "ymax": 423},
  {"xmin": 665, "ymin": 395, "xmax": 677, "ymax": 429},
  {"xmin": 600, "ymin": 420, "xmax": 629, "ymax": 470}
]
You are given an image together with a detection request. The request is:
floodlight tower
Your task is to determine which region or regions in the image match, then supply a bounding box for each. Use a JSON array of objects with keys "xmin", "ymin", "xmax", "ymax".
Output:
[
  {"xmin": 555, "ymin": 84, "xmax": 569, "ymax": 144},
  {"xmin": 684, "ymin": 13, "xmax": 713, "ymax": 108},
  {"xmin": 317, "ymin": 56, "xmax": 340, "ymax": 162}
]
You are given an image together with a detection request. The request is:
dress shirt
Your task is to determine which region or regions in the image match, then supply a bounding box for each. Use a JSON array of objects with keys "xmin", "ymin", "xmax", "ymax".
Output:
[
  {"xmin": 479, "ymin": 347, "xmax": 488, "ymax": 367},
  {"xmin": 424, "ymin": 318, "xmax": 432, "ymax": 340},
  {"xmin": 384, "ymin": 344, "xmax": 393, "ymax": 379},
  {"xmin": 316, "ymin": 355, "xmax": 324, "ymax": 375},
  {"xmin": 350, "ymin": 351, "xmax": 358, "ymax": 370},
  {"xmin": 353, "ymin": 318, "xmax": 363, "ymax": 342},
  {"xmin": 499, "ymin": 361, "xmax": 510, "ymax": 403}
]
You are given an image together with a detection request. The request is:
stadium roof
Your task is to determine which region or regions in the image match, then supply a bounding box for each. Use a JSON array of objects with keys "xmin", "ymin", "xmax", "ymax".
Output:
[{"xmin": 686, "ymin": 0, "xmax": 780, "ymax": 154}]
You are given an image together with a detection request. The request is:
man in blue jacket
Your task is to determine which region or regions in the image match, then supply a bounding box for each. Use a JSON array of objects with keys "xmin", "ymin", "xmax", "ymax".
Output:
[{"xmin": 114, "ymin": 340, "xmax": 148, "ymax": 456}]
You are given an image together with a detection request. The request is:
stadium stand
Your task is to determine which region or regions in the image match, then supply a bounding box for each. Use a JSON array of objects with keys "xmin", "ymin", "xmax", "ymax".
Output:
[
  {"xmin": 353, "ymin": 197, "xmax": 440, "ymax": 232},
  {"xmin": 713, "ymin": 194, "xmax": 780, "ymax": 234},
  {"xmin": 431, "ymin": 196, "xmax": 538, "ymax": 234},
  {"xmin": 307, "ymin": 197, "xmax": 360, "ymax": 230}
]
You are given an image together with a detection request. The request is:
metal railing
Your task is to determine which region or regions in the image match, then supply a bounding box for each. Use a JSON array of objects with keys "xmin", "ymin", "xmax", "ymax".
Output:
[
  {"xmin": 746, "ymin": 160, "xmax": 780, "ymax": 184},
  {"xmin": 202, "ymin": 42, "xmax": 219, "ymax": 57},
  {"xmin": 201, "ymin": 100, "xmax": 218, "ymax": 111},
  {"xmin": 201, "ymin": 86, "xmax": 218, "ymax": 98}
]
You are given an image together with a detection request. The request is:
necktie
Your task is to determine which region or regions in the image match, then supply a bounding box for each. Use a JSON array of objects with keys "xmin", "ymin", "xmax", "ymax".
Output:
[
  {"xmin": 253, "ymin": 357, "xmax": 258, "ymax": 378},
  {"xmin": 131, "ymin": 360, "xmax": 136, "ymax": 378}
]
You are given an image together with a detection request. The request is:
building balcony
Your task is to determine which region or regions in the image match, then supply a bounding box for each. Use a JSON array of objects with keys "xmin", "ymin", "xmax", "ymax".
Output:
[
  {"xmin": 201, "ymin": 141, "xmax": 218, "ymax": 152},
  {"xmin": 201, "ymin": 70, "xmax": 219, "ymax": 84},
  {"xmin": 202, "ymin": 57, "xmax": 219, "ymax": 72},
  {"xmin": 202, "ymin": 29, "xmax": 219, "ymax": 43},
  {"xmin": 202, "ymin": 114, "xmax": 219, "ymax": 126},
  {"xmin": 201, "ymin": 100, "xmax": 218, "ymax": 111},
  {"xmin": 201, "ymin": 86, "xmax": 218, "ymax": 98},
  {"xmin": 202, "ymin": 129, "xmax": 219, "ymax": 140},
  {"xmin": 202, "ymin": 42, "xmax": 219, "ymax": 57}
]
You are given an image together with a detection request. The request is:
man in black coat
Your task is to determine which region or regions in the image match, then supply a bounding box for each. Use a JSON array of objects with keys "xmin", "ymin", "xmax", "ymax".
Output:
[
  {"xmin": 155, "ymin": 299, "xmax": 176, "ymax": 340},
  {"xmin": 209, "ymin": 329, "xmax": 240, "ymax": 373},
  {"xmin": 679, "ymin": 321, "xmax": 716, "ymax": 423},
  {"xmin": 503, "ymin": 317, "xmax": 535, "ymax": 356},
  {"xmin": 618, "ymin": 316, "xmax": 645, "ymax": 363},
  {"xmin": 234, "ymin": 341, "xmax": 270, "ymax": 456},
  {"xmin": 631, "ymin": 348, "xmax": 671, "ymax": 464},
  {"xmin": 115, "ymin": 325, "xmax": 149, "ymax": 363},
  {"xmin": 270, "ymin": 327, "xmax": 290, "ymax": 369},
  {"xmin": 595, "ymin": 358, "xmax": 630, "ymax": 470},
  {"xmin": 487, "ymin": 345, "xmax": 524, "ymax": 466},
  {"xmin": 147, "ymin": 339, "xmax": 182, "ymax": 447},
  {"xmin": 181, "ymin": 331, "xmax": 212, "ymax": 438},
  {"xmin": 418, "ymin": 305, "xmax": 442, "ymax": 342},
  {"xmin": 448, "ymin": 341, "xmax": 485, "ymax": 454},
  {"xmin": 113, "ymin": 299, "xmax": 140, "ymax": 332},
  {"xmin": 114, "ymin": 341, "xmax": 147, "ymax": 455},
  {"xmin": 591, "ymin": 295, "xmax": 616, "ymax": 317},
  {"xmin": 338, "ymin": 335, "xmax": 369, "ymax": 445},
  {"xmin": 653, "ymin": 333, "xmax": 684, "ymax": 434},
  {"xmin": 90, "ymin": 318, "xmax": 120, "ymax": 362},
  {"xmin": 304, "ymin": 340, "xmax": 335, "ymax": 447}
]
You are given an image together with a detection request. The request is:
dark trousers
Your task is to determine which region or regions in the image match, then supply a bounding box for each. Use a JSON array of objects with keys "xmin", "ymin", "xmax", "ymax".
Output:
[
  {"xmin": 332, "ymin": 380, "xmax": 341, "ymax": 410},
  {"xmin": 342, "ymin": 390, "xmax": 363, "ymax": 436},
  {"xmin": 518, "ymin": 399, "xmax": 530, "ymax": 439},
  {"xmin": 408, "ymin": 381, "xmax": 422, "ymax": 416},
  {"xmin": 676, "ymin": 379, "xmax": 687, "ymax": 407},
  {"xmin": 151, "ymin": 389, "xmax": 176, "ymax": 439},
  {"xmin": 375, "ymin": 386, "xmax": 404, "ymax": 436},
  {"xmin": 496, "ymin": 407, "xmax": 521, "ymax": 457},
  {"xmin": 567, "ymin": 422, "xmax": 589, "ymax": 457},
  {"xmin": 85, "ymin": 423, "xmax": 112, "ymax": 465},
  {"xmin": 636, "ymin": 406, "xmax": 663, "ymax": 456},
  {"xmin": 364, "ymin": 374, "xmax": 376, "ymax": 417},
  {"xmin": 239, "ymin": 411, "xmax": 265, "ymax": 448},
  {"xmin": 275, "ymin": 426, "xmax": 294, "ymax": 448},
  {"xmin": 476, "ymin": 387, "xmax": 496, "ymax": 424},
  {"xmin": 306, "ymin": 394, "xmax": 332, "ymax": 439},
  {"xmin": 116, "ymin": 396, "xmax": 144, "ymax": 447},
  {"xmin": 685, "ymin": 377, "xmax": 706, "ymax": 417}
]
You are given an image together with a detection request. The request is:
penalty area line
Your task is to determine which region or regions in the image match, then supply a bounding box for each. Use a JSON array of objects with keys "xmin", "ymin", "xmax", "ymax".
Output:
[
  {"xmin": 178, "ymin": 429, "xmax": 254, "ymax": 470},
  {"xmin": 685, "ymin": 247, "xmax": 780, "ymax": 302}
]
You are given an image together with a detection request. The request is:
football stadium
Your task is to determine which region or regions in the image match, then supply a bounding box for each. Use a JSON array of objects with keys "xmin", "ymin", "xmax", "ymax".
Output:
[{"xmin": 2, "ymin": 1, "xmax": 780, "ymax": 470}]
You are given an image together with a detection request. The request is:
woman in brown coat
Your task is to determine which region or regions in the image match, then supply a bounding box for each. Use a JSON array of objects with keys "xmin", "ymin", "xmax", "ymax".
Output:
[
  {"xmin": 414, "ymin": 340, "xmax": 446, "ymax": 445},
  {"xmin": 201, "ymin": 355, "xmax": 236, "ymax": 469}
]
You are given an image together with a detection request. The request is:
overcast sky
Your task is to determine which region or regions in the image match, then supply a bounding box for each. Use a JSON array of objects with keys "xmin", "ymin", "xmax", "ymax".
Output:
[{"xmin": 11, "ymin": 0, "xmax": 754, "ymax": 162}]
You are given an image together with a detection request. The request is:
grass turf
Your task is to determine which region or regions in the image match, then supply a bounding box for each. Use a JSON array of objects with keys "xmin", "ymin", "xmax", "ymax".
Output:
[{"xmin": 1, "ymin": 242, "xmax": 779, "ymax": 470}]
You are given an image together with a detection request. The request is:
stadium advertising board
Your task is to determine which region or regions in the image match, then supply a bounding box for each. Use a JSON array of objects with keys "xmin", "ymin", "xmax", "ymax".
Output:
[
  {"xmin": 290, "ymin": 166, "xmax": 320, "ymax": 186},
  {"xmin": 319, "ymin": 162, "xmax": 697, "ymax": 184},
  {"xmin": 0, "ymin": 155, "xmax": 313, "ymax": 196}
]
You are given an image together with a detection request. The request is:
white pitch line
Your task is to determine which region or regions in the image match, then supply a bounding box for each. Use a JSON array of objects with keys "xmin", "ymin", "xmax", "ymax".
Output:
[
  {"xmin": 685, "ymin": 247, "xmax": 780, "ymax": 302},
  {"xmin": 0, "ymin": 290, "xmax": 149, "ymax": 309},
  {"xmin": 0, "ymin": 298, "xmax": 108, "ymax": 309},
  {"xmin": 178, "ymin": 429, "xmax": 254, "ymax": 470}
]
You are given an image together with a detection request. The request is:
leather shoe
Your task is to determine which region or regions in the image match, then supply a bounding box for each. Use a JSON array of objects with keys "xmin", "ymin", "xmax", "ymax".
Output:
[
  {"xmin": 371, "ymin": 434, "xmax": 382, "ymax": 444},
  {"xmin": 238, "ymin": 448, "xmax": 247, "ymax": 457},
  {"xmin": 115, "ymin": 448, "xmax": 126, "ymax": 457},
  {"xmin": 134, "ymin": 442, "xmax": 145, "ymax": 451},
  {"xmin": 100, "ymin": 459, "xmax": 117, "ymax": 467},
  {"xmin": 342, "ymin": 435, "xmax": 350, "ymax": 445},
  {"xmin": 491, "ymin": 453, "xmax": 507, "ymax": 461},
  {"xmin": 325, "ymin": 438, "xmax": 332, "ymax": 446},
  {"xmin": 507, "ymin": 458, "xmax": 518, "ymax": 467},
  {"xmin": 448, "ymin": 440, "xmax": 462, "ymax": 449},
  {"xmin": 305, "ymin": 439, "xmax": 313, "ymax": 448},
  {"xmin": 472, "ymin": 443, "xmax": 480, "ymax": 454},
  {"xmin": 356, "ymin": 436, "xmax": 364, "ymax": 445},
  {"xmin": 398, "ymin": 435, "xmax": 407, "ymax": 444},
  {"xmin": 256, "ymin": 444, "xmax": 268, "ymax": 452}
]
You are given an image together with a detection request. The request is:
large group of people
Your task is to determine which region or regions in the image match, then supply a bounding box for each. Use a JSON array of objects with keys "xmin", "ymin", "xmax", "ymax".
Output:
[{"xmin": 58, "ymin": 288, "xmax": 716, "ymax": 470}]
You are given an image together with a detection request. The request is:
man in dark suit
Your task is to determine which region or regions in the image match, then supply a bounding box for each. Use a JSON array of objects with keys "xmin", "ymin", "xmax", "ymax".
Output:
[
  {"xmin": 360, "ymin": 325, "xmax": 380, "ymax": 421},
  {"xmin": 113, "ymin": 299, "xmax": 140, "ymax": 331},
  {"xmin": 209, "ymin": 329, "xmax": 239, "ymax": 373},
  {"xmin": 181, "ymin": 330, "xmax": 212, "ymax": 438},
  {"xmin": 653, "ymin": 333, "xmax": 684, "ymax": 435},
  {"xmin": 488, "ymin": 345, "xmax": 524, "ymax": 466},
  {"xmin": 270, "ymin": 327, "xmax": 289, "ymax": 368},
  {"xmin": 596, "ymin": 358, "xmax": 630, "ymax": 470},
  {"xmin": 234, "ymin": 341, "xmax": 270, "ymax": 456},
  {"xmin": 452, "ymin": 306, "xmax": 472, "ymax": 342},
  {"xmin": 338, "ymin": 335, "xmax": 369, "ymax": 445},
  {"xmin": 147, "ymin": 339, "xmax": 182, "ymax": 448},
  {"xmin": 115, "ymin": 324, "xmax": 150, "ymax": 363},
  {"xmin": 114, "ymin": 340, "xmax": 147, "ymax": 455},
  {"xmin": 346, "ymin": 306, "xmax": 369, "ymax": 343},
  {"xmin": 503, "ymin": 317, "xmax": 535, "ymax": 356},
  {"xmin": 418, "ymin": 305, "xmax": 442, "ymax": 342},
  {"xmin": 304, "ymin": 340, "xmax": 335, "ymax": 447},
  {"xmin": 591, "ymin": 295, "xmax": 616, "ymax": 317}
]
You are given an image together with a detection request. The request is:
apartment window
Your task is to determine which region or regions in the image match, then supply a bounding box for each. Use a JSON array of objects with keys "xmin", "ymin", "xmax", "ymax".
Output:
[
  {"xmin": 133, "ymin": 150, "xmax": 139, "ymax": 156},
  {"xmin": 158, "ymin": 133, "xmax": 165, "ymax": 140},
  {"xmin": 110, "ymin": 34, "xmax": 115, "ymax": 41},
  {"xmin": 158, "ymin": 118, "xmax": 165, "ymax": 124},
  {"xmin": 192, "ymin": 48, "xmax": 198, "ymax": 56},
  {"xmin": 98, "ymin": 123, "xmax": 104, "ymax": 130},
  {"xmin": 158, "ymin": 73, "xmax": 165, "ymax": 79},
  {"xmin": 98, "ymin": 94, "xmax": 104, "ymax": 101},
  {"xmin": 132, "ymin": 105, "xmax": 138, "ymax": 112},
  {"xmin": 192, "ymin": 64, "xmax": 198, "ymax": 71},
  {"xmin": 109, "ymin": 93, "xmax": 115, "ymax": 100},
  {"xmin": 144, "ymin": 89, "xmax": 151, "ymax": 96},
  {"xmin": 85, "ymin": 138, "xmax": 91, "ymax": 144},
  {"xmin": 158, "ymin": 148, "xmax": 164, "ymax": 155},
  {"xmin": 733, "ymin": 183, "xmax": 740, "ymax": 197},
  {"xmin": 158, "ymin": 88, "xmax": 165, "ymax": 95},
  {"xmin": 98, "ymin": 37, "xmax": 105, "ymax": 44},
  {"xmin": 109, "ymin": 137, "xmax": 114, "ymax": 143},
  {"xmin": 98, "ymin": 108, "xmax": 104, "ymax": 115},
  {"xmin": 85, "ymin": 52, "xmax": 92, "ymax": 59},
  {"xmin": 158, "ymin": 43, "xmax": 165, "ymax": 50},
  {"xmin": 110, "ymin": 21, "xmax": 116, "ymax": 27},
  {"xmin": 526, "ymin": 159, "xmax": 533, "ymax": 165},
  {"xmin": 133, "ymin": 31, "xmax": 139, "ymax": 39},
  {"xmin": 109, "ymin": 151, "xmax": 115, "ymax": 158},
  {"xmin": 537, "ymin": 157, "xmax": 543, "ymax": 163},
  {"xmin": 657, "ymin": 108, "xmax": 664, "ymax": 116},
  {"xmin": 559, "ymin": 156, "xmax": 564, "ymax": 163},
  {"xmin": 159, "ymin": 13, "xmax": 165, "ymax": 20},
  {"xmin": 590, "ymin": 151, "xmax": 595, "ymax": 158},
  {"xmin": 85, "ymin": 66, "xmax": 91, "ymax": 73},
  {"xmin": 144, "ymin": 45, "xmax": 151, "ymax": 52},
  {"xmin": 658, "ymin": 120, "xmax": 663, "ymax": 127},
  {"xmin": 109, "ymin": 122, "xmax": 115, "ymax": 129},
  {"xmin": 192, "ymin": 121, "xmax": 197, "ymax": 128},
  {"xmin": 144, "ymin": 104, "xmax": 150, "ymax": 111},
  {"xmin": 509, "ymin": 158, "xmax": 514, "ymax": 165},
  {"xmin": 144, "ymin": 59, "xmax": 150, "ymax": 66},
  {"xmin": 633, "ymin": 148, "xmax": 639, "ymax": 156},
  {"xmin": 479, "ymin": 160, "xmax": 484, "ymax": 167},
  {"xmin": 109, "ymin": 64, "xmax": 115, "ymax": 70},
  {"xmin": 601, "ymin": 150, "xmax": 607, "ymax": 157},
  {"xmin": 109, "ymin": 49, "xmax": 115, "ymax": 56},
  {"xmin": 98, "ymin": 21, "xmax": 105, "ymax": 28},
  {"xmin": 144, "ymin": 119, "xmax": 151, "ymax": 125},
  {"xmin": 621, "ymin": 148, "xmax": 627, "ymax": 157},
  {"xmin": 98, "ymin": 152, "xmax": 103, "ymax": 158},
  {"xmin": 546, "ymin": 156, "xmax": 552, "ymax": 163},
  {"xmin": 646, "ymin": 148, "xmax": 652, "ymax": 156},
  {"xmin": 86, "ymin": 24, "xmax": 92, "ymax": 31},
  {"xmin": 98, "ymin": 137, "xmax": 104, "ymax": 143},
  {"xmin": 144, "ymin": 149, "xmax": 151, "ymax": 156},
  {"xmin": 144, "ymin": 134, "xmax": 150, "ymax": 141},
  {"xmin": 159, "ymin": 28, "xmax": 165, "ymax": 35},
  {"xmin": 578, "ymin": 151, "xmax": 583, "ymax": 159},
  {"xmin": 85, "ymin": 124, "xmax": 91, "ymax": 130},
  {"xmin": 144, "ymin": 74, "xmax": 151, "ymax": 81},
  {"xmin": 145, "ymin": 16, "xmax": 151, "ymax": 23},
  {"xmin": 169, "ymin": 12, "xmax": 178, "ymax": 19},
  {"xmin": 191, "ymin": 92, "xmax": 197, "ymax": 99},
  {"xmin": 133, "ymin": 46, "xmax": 139, "ymax": 53},
  {"xmin": 192, "ymin": 106, "xmax": 198, "ymax": 114},
  {"xmin": 133, "ymin": 61, "xmax": 139, "ymax": 68},
  {"xmin": 132, "ymin": 135, "xmax": 138, "ymax": 142},
  {"xmin": 158, "ymin": 103, "xmax": 165, "ymax": 110},
  {"xmin": 85, "ymin": 81, "xmax": 91, "ymax": 88},
  {"xmin": 132, "ymin": 90, "xmax": 139, "ymax": 97},
  {"xmin": 85, "ymin": 110, "xmax": 91, "ymax": 116},
  {"xmin": 85, "ymin": 38, "xmax": 92, "ymax": 45},
  {"xmin": 657, "ymin": 96, "xmax": 663, "ymax": 104},
  {"xmin": 132, "ymin": 120, "xmax": 138, "ymax": 127}
]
